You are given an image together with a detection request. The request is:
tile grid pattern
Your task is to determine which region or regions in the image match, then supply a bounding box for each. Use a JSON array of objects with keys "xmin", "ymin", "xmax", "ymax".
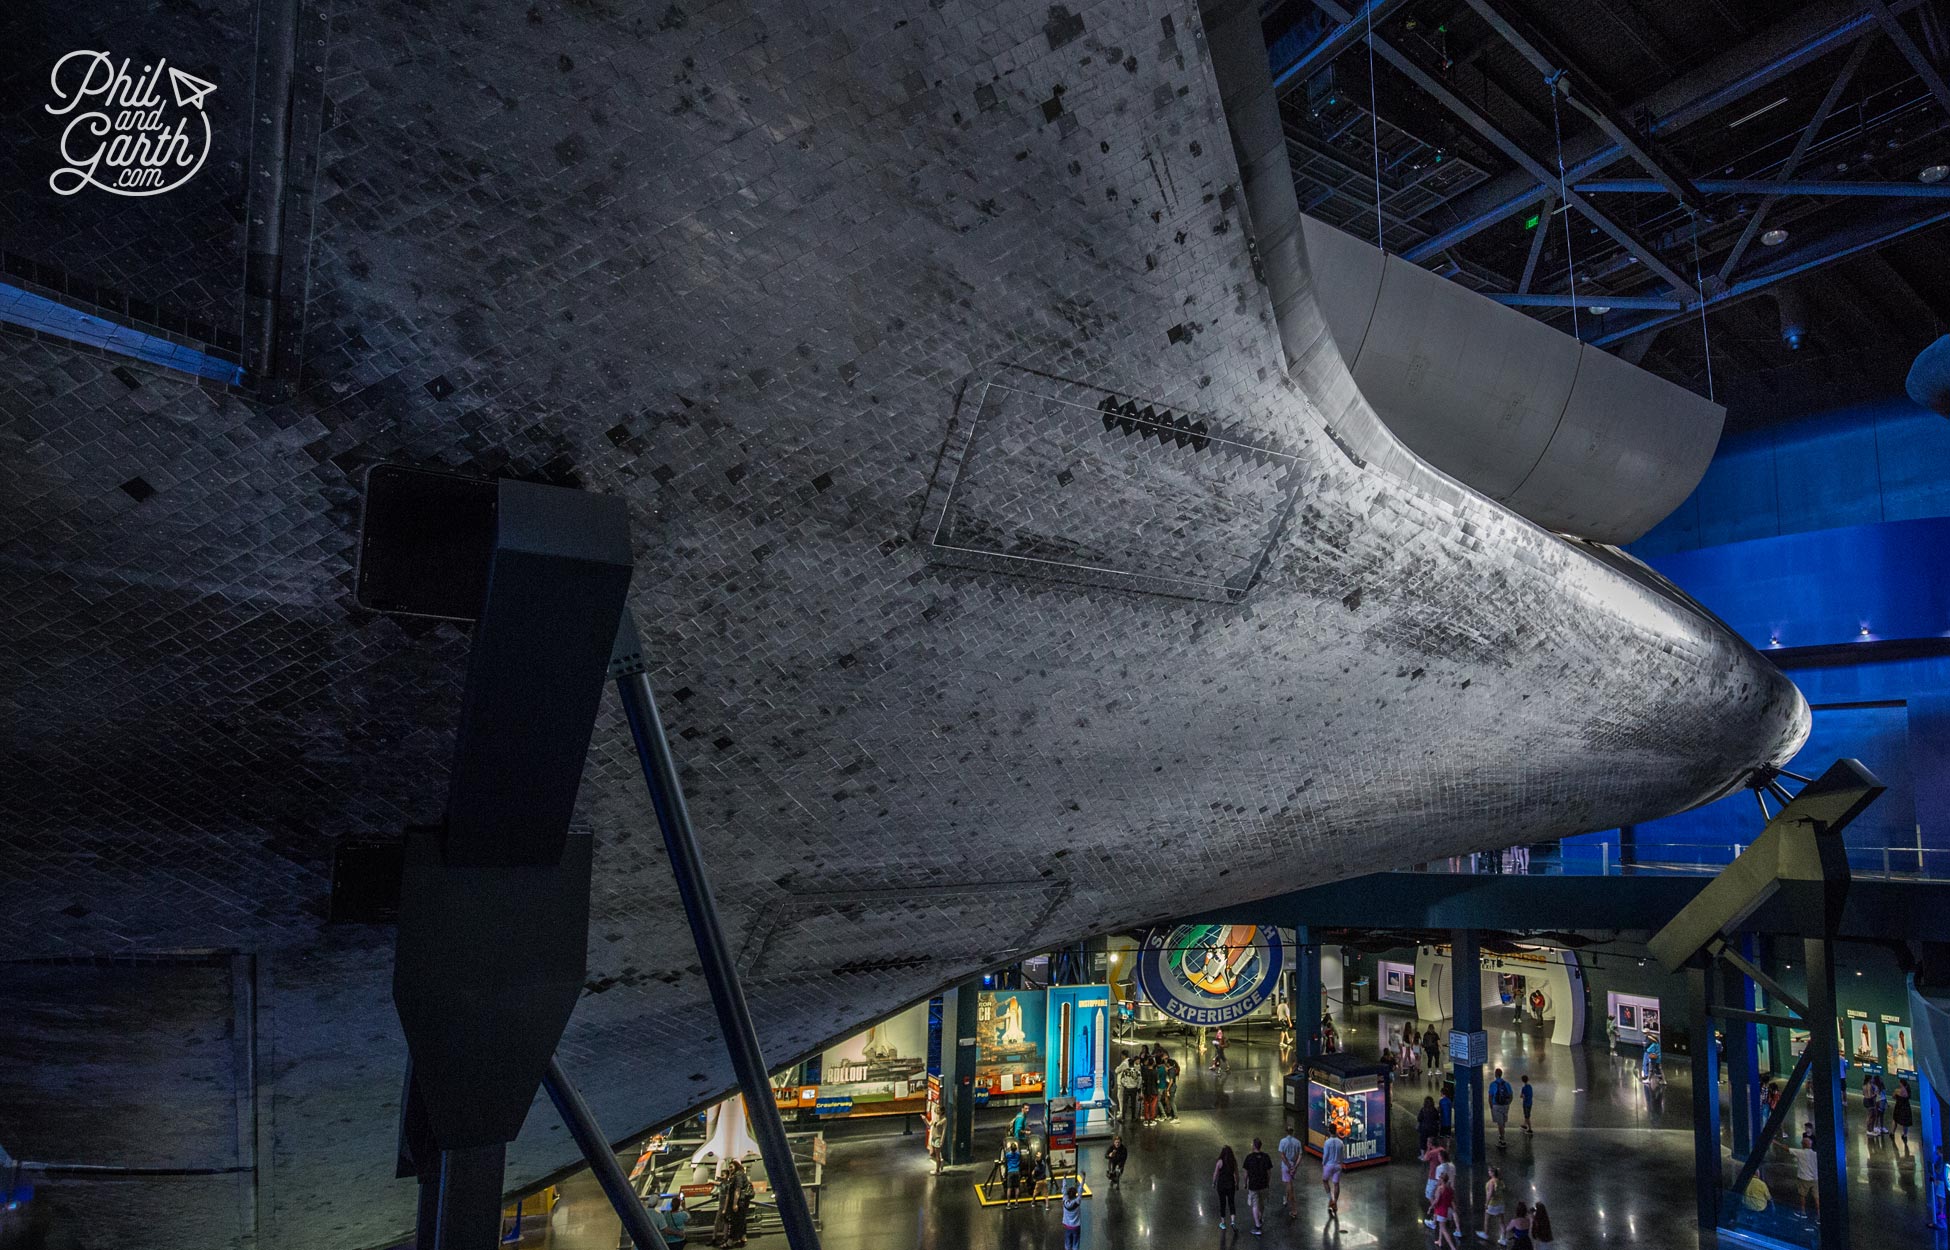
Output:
[{"xmin": 0, "ymin": 1, "xmax": 1803, "ymax": 1247}]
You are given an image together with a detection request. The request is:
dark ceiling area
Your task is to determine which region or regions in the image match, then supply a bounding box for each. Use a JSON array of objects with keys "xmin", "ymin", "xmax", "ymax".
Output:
[{"xmin": 1263, "ymin": 0, "xmax": 1950, "ymax": 422}]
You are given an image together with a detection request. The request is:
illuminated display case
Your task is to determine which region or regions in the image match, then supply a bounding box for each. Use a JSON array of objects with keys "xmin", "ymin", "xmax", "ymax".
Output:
[{"xmin": 1288, "ymin": 1053, "xmax": 1392, "ymax": 1170}]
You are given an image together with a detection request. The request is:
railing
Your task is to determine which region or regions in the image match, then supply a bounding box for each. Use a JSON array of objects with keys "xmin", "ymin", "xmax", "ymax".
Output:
[{"xmin": 1405, "ymin": 841, "xmax": 1950, "ymax": 883}]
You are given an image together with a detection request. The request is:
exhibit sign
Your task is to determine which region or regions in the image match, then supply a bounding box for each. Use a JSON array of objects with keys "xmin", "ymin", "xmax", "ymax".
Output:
[
  {"xmin": 1047, "ymin": 1096, "xmax": 1078, "ymax": 1173},
  {"xmin": 1304, "ymin": 1074, "xmax": 1388, "ymax": 1166},
  {"xmin": 975, "ymin": 989, "xmax": 1047, "ymax": 1103},
  {"xmin": 1134, "ymin": 923, "xmax": 1285, "ymax": 1026}
]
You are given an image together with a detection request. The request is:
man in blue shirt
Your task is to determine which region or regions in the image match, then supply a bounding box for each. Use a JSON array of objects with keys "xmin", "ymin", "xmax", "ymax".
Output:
[
  {"xmin": 1002, "ymin": 1142, "xmax": 1023, "ymax": 1200},
  {"xmin": 1487, "ymin": 1068, "xmax": 1514, "ymax": 1147},
  {"xmin": 1520, "ymin": 1075, "xmax": 1535, "ymax": 1135},
  {"xmin": 1438, "ymin": 1090, "xmax": 1454, "ymax": 1139}
]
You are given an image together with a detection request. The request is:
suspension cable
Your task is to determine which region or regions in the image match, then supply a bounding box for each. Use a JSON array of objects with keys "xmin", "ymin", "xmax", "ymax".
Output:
[
  {"xmin": 1366, "ymin": 1, "xmax": 1384, "ymax": 253},
  {"xmin": 1547, "ymin": 70, "xmax": 1580, "ymax": 339}
]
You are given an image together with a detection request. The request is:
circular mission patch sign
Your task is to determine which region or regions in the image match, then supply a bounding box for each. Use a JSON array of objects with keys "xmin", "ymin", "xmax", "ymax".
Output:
[{"xmin": 1135, "ymin": 923, "xmax": 1284, "ymax": 1026}]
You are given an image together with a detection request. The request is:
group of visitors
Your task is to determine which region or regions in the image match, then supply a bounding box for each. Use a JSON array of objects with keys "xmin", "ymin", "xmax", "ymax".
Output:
[
  {"xmin": 1861, "ymin": 1071, "xmax": 1915, "ymax": 1145},
  {"xmin": 1210, "ymin": 1131, "xmax": 1313, "ymax": 1235},
  {"xmin": 1113, "ymin": 1043, "xmax": 1181, "ymax": 1125}
]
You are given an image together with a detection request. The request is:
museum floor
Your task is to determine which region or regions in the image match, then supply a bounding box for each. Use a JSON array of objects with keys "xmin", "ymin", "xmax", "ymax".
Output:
[{"xmin": 503, "ymin": 1003, "xmax": 1942, "ymax": 1250}]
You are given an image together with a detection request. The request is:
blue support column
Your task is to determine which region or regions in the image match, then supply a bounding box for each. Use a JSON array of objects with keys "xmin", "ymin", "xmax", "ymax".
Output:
[
  {"xmin": 1725, "ymin": 938, "xmax": 1760, "ymax": 1160},
  {"xmin": 1295, "ymin": 926, "xmax": 1323, "ymax": 1066},
  {"xmin": 1688, "ymin": 964, "xmax": 1723, "ymax": 1229},
  {"xmin": 951, "ymin": 981, "xmax": 980, "ymax": 1165},
  {"xmin": 1803, "ymin": 937, "xmax": 1849, "ymax": 1245},
  {"xmin": 1451, "ymin": 930, "xmax": 1486, "ymax": 1168},
  {"xmin": 1923, "ymin": 1071, "xmax": 1946, "ymax": 1233}
]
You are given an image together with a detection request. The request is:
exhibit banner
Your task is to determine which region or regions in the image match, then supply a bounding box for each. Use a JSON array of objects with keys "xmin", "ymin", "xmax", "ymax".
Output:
[
  {"xmin": 806, "ymin": 1000, "xmax": 930, "ymax": 1118},
  {"xmin": 1046, "ymin": 984, "xmax": 1115, "ymax": 1138},
  {"xmin": 1134, "ymin": 923, "xmax": 1285, "ymax": 1026},
  {"xmin": 976, "ymin": 989, "xmax": 1047, "ymax": 1102}
]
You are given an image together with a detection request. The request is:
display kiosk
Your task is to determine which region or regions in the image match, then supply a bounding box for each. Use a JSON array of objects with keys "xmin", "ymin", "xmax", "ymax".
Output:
[{"xmin": 1288, "ymin": 1053, "xmax": 1392, "ymax": 1169}]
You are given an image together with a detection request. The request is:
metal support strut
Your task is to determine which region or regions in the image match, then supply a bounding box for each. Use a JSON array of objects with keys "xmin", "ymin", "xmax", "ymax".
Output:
[
  {"xmin": 611, "ymin": 617, "xmax": 823, "ymax": 1250},
  {"xmin": 543, "ymin": 1057, "xmax": 671, "ymax": 1250}
]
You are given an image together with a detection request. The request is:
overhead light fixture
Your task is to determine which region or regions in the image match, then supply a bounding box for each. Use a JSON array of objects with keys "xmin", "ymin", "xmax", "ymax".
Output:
[
  {"xmin": 1761, "ymin": 228, "xmax": 1790, "ymax": 247},
  {"xmin": 1923, "ymin": 164, "xmax": 1950, "ymax": 184},
  {"xmin": 1588, "ymin": 305, "xmax": 1611, "ymax": 315}
]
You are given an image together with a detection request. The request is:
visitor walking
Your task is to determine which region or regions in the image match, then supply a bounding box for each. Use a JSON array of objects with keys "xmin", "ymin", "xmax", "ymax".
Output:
[
  {"xmin": 1105, "ymin": 1135, "xmax": 1128, "ymax": 1188},
  {"xmin": 1010, "ymin": 1104, "xmax": 1027, "ymax": 1144},
  {"xmin": 1520, "ymin": 1075, "xmax": 1535, "ymax": 1136},
  {"xmin": 1002, "ymin": 1141, "xmax": 1023, "ymax": 1201},
  {"xmin": 1640, "ymin": 1032, "xmax": 1662, "ymax": 1081},
  {"xmin": 1606, "ymin": 1014, "xmax": 1619, "ymax": 1053},
  {"xmin": 1163, "ymin": 1050, "xmax": 1181, "ymax": 1119},
  {"xmin": 1278, "ymin": 1125, "xmax": 1304, "ymax": 1216},
  {"xmin": 1421, "ymin": 1140, "xmax": 1447, "ymax": 1224},
  {"xmin": 1030, "ymin": 1148, "xmax": 1052, "ymax": 1203},
  {"xmin": 1480, "ymin": 1166, "xmax": 1507, "ymax": 1243},
  {"xmin": 1424, "ymin": 1025, "xmax": 1442, "ymax": 1077},
  {"xmin": 1214, "ymin": 1145, "xmax": 1240, "ymax": 1231},
  {"xmin": 928, "ymin": 1109, "xmax": 946, "ymax": 1175},
  {"xmin": 1417, "ymin": 1096, "xmax": 1442, "ymax": 1156},
  {"xmin": 1061, "ymin": 1177, "xmax": 1084, "ymax": 1248},
  {"xmin": 1488, "ymin": 1068, "xmax": 1514, "ymax": 1147},
  {"xmin": 1140, "ymin": 1052, "xmax": 1159, "ymax": 1125},
  {"xmin": 1244, "ymin": 1136, "xmax": 1274, "ymax": 1234},
  {"xmin": 1895, "ymin": 1079, "xmax": 1915, "ymax": 1147},
  {"xmin": 1439, "ymin": 1088, "xmax": 1455, "ymax": 1140},
  {"xmin": 1864, "ymin": 1072, "xmax": 1884, "ymax": 1137},
  {"xmin": 1115, "ymin": 1051, "xmax": 1142, "ymax": 1126},
  {"xmin": 1430, "ymin": 1173, "xmax": 1460, "ymax": 1249},
  {"xmin": 1320, "ymin": 1126, "xmax": 1346, "ymax": 1218},
  {"xmin": 1403, "ymin": 1039, "xmax": 1421, "ymax": 1080},
  {"xmin": 1212, "ymin": 1025, "xmax": 1231, "ymax": 1072}
]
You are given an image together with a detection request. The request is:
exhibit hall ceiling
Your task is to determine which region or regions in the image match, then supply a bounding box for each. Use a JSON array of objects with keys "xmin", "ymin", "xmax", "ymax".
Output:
[{"xmin": 0, "ymin": 0, "xmax": 1806, "ymax": 1246}]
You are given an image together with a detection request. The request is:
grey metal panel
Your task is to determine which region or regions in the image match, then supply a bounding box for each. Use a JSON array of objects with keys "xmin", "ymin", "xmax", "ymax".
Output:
[
  {"xmin": 1298, "ymin": 215, "xmax": 1384, "ymax": 371},
  {"xmin": 1297, "ymin": 215, "xmax": 1722, "ymax": 543},
  {"xmin": 1504, "ymin": 344, "xmax": 1726, "ymax": 541},
  {"xmin": 1353, "ymin": 249, "xmax": 1583, "ymax": 501}
]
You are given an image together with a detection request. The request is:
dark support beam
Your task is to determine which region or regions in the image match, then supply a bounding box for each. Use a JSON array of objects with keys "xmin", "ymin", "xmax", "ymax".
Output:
[
  {"xmin": 1451, "ymin": 930, "xmax": 1487, "ymax": 1168},
  {"xmin": 1803, "ymin": 936, "xmax": 1850, "ymax": 1245},
  {"xmin": 1405, "ymin": 0, "xmax": 1926, "ymax": 262},
  {"xmin": 1713, "ymin": 941, "xmax": 1810, "ymax": 1017},
  {"xmin": 1459, "ymin": 0, "xmax": 1704, "ymax": 208},
  {"xmin": 1489, "ymin": 292, "xmax": 1683, "ymax": 310},
  {"xmin": 1870, "ymin": 0, "xmax": 1950, "ymax": 119},
  {"xmin": 613, "ymin": 621, "xmax": 823, "ymax": 1250},
  {"xmin": 1688, "ymin": 966, "xmax": 1722, "ymax": 1229},
  {"xmin": 543, "ymin": 1058, "xmax": 671, "ymax": 1250},
  {"xmin": 1590, "ymin": 203, "xmax": 1950, "ymax": 347},
  {"xmin": 951, "ymin": 983, "xmax": 979, "ymax": 1165},
  {"xmin": 1517, "ymin": 193, "xmax": 1555, "ymax": 294},
  {"xmin": 1584, "ymin": 177, "xmax": 1950, "ymax": 198},
  {"xmin": 1295, "ymin": 926, "xmax": 1324, "ymax": 1066},
  {"xmin": 1311, "ymin": 0, "xmax": 1697, "ymax": 293},
  {"xmin": 1712, "ymin": 1006, "xmax": 1801, "ymax": 1030},
  {"xmin": 1271, "ymin": 0, "xmax": 1413, "ymax": 93},
  {"xmin": 1728, "ymin": 1045, "xmax": 1813, "ymax": 1201},
  {"xmin": 1723, "ymin": 947, "xmax": 1759, "ymax": 1161},
  {"xmin": 1721, "ymin": 36, "xmax": 1875, "ymax": 281}
]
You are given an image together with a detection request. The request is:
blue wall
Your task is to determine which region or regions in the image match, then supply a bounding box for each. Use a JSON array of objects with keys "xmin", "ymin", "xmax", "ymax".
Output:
[
  {"xmin": 1636, "ymin": 395, "xmax": 1950, "ymax": 555},
  {"xmin": 1571, "ymin": 392, "xmax": 1950, "ymax": 869}
]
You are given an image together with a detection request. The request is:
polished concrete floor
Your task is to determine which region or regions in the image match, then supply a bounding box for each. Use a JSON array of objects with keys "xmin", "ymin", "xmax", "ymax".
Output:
[{"xmin": 510, "ymin": 1003, "xmax": 1942, "ymax": 1249}]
